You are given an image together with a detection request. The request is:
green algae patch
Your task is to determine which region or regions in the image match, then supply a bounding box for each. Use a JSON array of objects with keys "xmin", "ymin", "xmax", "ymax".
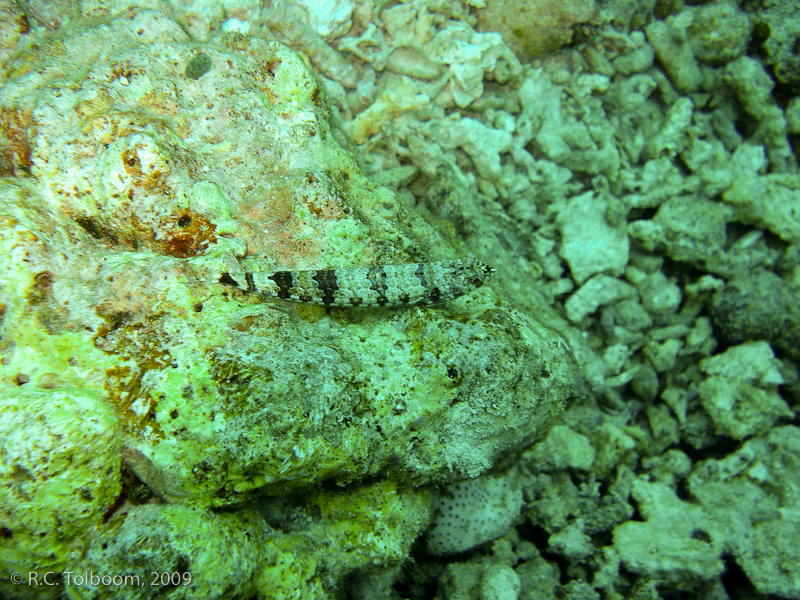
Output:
[
  {"xmin": 106, "ymin": 280, "xmax": 576, "ymax": 508},
  {"xmin": 255, "ymin": 479, "xmax": 433, "ymax": 598},
  {"xmin": 0, "ymin": 322, "xmax": 116, "ymax": 393},
  {"xmin": 0, "ymin": 387, "xmax": 122, "ymax": 595},
  {"xmin": 66, "ymin": 504, "xmax": 268, "ymax": 600}
]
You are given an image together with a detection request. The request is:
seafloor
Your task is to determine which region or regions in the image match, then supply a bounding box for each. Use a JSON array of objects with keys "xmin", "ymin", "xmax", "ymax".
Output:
[{"xmin": 0, "ymin": 0, "xmax": 799, "ymax": 599}]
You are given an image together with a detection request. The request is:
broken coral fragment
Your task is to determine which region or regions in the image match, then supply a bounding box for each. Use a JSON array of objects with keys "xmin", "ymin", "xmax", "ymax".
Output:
[
  {"xmin": 477, "ymin": 0, "xmax": 596, "ymax": 62},
  {"xmin": 426, "ymin": 470, "xmax": 523, "ymax": 555}
]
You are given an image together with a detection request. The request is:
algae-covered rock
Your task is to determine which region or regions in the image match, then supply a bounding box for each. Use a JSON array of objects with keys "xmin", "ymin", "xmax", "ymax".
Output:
[
  {"xmin": 66, "ymin": 504, "xmax": 268, "ymax": 600},
  {"xmin": 688, "ymin": 426, "xmax": 800, "ymax": 598},
  {"xmin": 3, "ymin": 188, "xmax": 576, "ymax": 505},
  {"xmin": 476, "ymin": 0, "xmax": 596, "ymax": 63},
  {"xmin": 750, "ymin": 0, "xmax": 800, "ymax": 92},
  {"xmin": 645, "ymin": 13, "xmax": 702, "ymax": 93},
  {"xmin": 627, "ymin": 194, "xmax": 732, "ymax": 272},
  {"xmin": 612, "ymin": 479, "xmax": 724, "ymax": 587},
  {"xmin": 697, "ymin": 341, "xmax": 793, "ymax": 440},
  {"xmin": 711, "ymin": 271, "xmax": 800, "ymax": 362},
  {"xmin": 0, "ymin": 7, "xmax": 579, "ymax": 593},
  {"xmin": 556, "ymin": 190, "xmax": 629, "ymax": 285},
  {"xmin": 687, "ymin": 2, "xmax": 751, "ymax": 65},
  {"xmin": 724, "ymin": 56, "xmax": 796, "ymax": 174},
  {"xmin": 0, "ymin": 387, "xmax": 121, "ymax": 599},
  {"xmin": 0, "ymin": 6, "xmax": 578, "ymax": 504},
  {"xmin": 255, "ymin": 479, "xmax": 433, "ymax": 598}
]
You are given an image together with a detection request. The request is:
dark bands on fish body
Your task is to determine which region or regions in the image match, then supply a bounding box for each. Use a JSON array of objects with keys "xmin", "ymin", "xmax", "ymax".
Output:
[
  {"xmin": 312, "ymin": 270, "xmax": 339, "ymax": 305},
  {"xmin": 216, "ymin": 259, "xmax": 495, "ymax": 307},
  {"xmin": 219, "ymin": 273, "xmax": 238, "ymax": 287},
  {"xmin": 245, "ymin": 272, "xmax": 256, "ymax": 293},
  {"xmin": 414, "ymin": 262, "xmax": 430, "ymax": 294},
  {"xmin": 268, "ymin": 271, "xmax": 294, "ymax": 299}
]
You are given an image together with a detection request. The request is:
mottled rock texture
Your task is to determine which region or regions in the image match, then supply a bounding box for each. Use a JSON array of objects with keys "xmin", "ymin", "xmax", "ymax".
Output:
[{"xmin": 0, "ymin": 8, "xmax": 578, "ymax": 597}]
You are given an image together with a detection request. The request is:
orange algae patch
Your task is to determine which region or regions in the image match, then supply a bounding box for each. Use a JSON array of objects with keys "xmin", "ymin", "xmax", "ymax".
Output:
[
  {"xmin": 160, "ymin": 210, "xmax": 217, "ymax": 258},
  {"xmin": 0, "ymin": 108, "xmax": 32, "ymax": 176}
]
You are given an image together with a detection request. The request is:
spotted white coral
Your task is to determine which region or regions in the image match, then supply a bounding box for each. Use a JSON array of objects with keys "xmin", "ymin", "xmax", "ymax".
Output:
[{"xmin": 426, "ymin": 471, "xmax": 523, "ymax": 555}]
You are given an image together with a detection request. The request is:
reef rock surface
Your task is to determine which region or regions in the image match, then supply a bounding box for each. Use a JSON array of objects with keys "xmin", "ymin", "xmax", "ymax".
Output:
[{"xmin": 0, "ymin": 7, "xmax": 578, "ymax": 598}]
